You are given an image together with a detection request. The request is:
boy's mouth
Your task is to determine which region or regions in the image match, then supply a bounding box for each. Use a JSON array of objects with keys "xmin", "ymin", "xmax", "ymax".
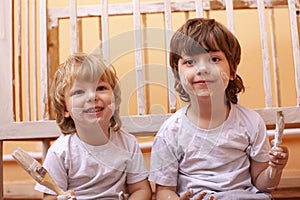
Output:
[{"xmin": 83, "ymin": 107, "xmax": 104, "ymax": 113}]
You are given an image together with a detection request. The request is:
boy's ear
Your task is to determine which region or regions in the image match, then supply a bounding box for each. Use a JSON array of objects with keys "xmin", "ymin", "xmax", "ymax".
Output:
[
  {"xmin": 230, "ymin": 73, "xmax": 236, "ymax": 80},
  {"xmin": 64, "ymin": 109, "xmax": 70, "ymax": 118}
]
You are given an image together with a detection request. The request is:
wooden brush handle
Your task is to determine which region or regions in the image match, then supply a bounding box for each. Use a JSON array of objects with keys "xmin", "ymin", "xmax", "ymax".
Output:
[{"xmin": 40, "ymin": 170, "xmax": 65, "ymax": 195}]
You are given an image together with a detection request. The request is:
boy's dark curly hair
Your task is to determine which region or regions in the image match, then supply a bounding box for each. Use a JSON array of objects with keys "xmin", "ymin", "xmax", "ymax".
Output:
[{"xmin": 169, "ymin": 18, "xmax": 245, "ymax": 103}]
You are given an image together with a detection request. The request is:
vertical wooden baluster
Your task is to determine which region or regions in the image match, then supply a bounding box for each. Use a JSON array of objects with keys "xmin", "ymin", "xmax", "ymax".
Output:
[
  {"xmin": 195, "ymin": 0, "xmax": 204, "ymax": 18},
  {"xmin": 101, "ymin": 0, "xmax": 110, "ymax": 64},
  {"xmin": 25, "ymin": 0, "xmax": 30, "ymax": 120},
  {"xmin": 133, "ymin": 0, "xmax": 145, "ymax": 115},
  {"xmin": 0, "ymin": 1, "xmax": 13, "ymax": 197},
  {"xmin": 269, "ymin": 8, "xmax": 281, "ymax": 107},
  {"xmin": 288, "ymin": 0, "xmax": 300, "ymax": 105},
  {"xmin": 39, "ymin": 0, "xmax": 49, "ymax": 120},
  {"xmin": 70, "ymin": 0, "xmax": 78, "ymax": 53},
  {"xmin": 32, "ymin": 0, "xmax": 37, "ymax": 120},
  {"xmin": 257, "ymin": 0, "xmax": 273, "ymax": 107},
  {"xmin": 16, "ymin": 0, "xmax": 22, "ymax": 121},
  {"xmin": 164, "ymin": 0, "xmax": 176, "ymax": 113},
  {"xmin": 225, "ymin": 0, "xmax": 235, "ymax": 34}
]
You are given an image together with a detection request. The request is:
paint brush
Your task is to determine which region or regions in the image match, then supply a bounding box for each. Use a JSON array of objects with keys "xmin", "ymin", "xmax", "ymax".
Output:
[
  {"xmin": 269, "ymin": 110, "xmax": 285, "ymax": 179},
  {"xmin": 12, "ymin": 147, "xmax": 65, "ymax": 195}
]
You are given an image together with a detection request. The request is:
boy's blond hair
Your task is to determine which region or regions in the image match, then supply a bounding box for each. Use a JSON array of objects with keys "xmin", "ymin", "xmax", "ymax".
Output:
[{"xmin": 50, "ymin": 52, "xmax": 121, "ymax": 134}]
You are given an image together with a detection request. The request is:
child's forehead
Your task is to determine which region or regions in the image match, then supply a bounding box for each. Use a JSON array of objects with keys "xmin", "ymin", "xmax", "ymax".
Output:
[{"xmin": 180, "ymin": 48, "xmax": 221, "ymax": 57}]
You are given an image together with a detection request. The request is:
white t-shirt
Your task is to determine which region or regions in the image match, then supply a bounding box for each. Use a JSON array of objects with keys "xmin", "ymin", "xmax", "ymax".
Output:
[
  {"xmin": 35, "ymin": 128, "xmax": 148, "ymax": 199},
  {"xmin": 149, "ymin": 103, "xmax": 272, "ymax": 199}
]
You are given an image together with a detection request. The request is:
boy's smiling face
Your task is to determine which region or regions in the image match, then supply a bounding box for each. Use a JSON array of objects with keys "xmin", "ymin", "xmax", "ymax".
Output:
[
  {"xmin": 64, "ymin": 77, "xmax": 115, "ymax": 128},
  {"xmin": 178, "ymin": 51, "xmax": 233, "ymax": 98}
]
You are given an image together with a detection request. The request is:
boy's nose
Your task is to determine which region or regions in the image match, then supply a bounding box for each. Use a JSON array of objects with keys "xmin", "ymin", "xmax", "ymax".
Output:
[
  {"xmin": 86, "ymin": 92, "xmax": 99, "ymax": 102},
  {"xmin": 194, "ymin": 64, "xmax": 210, "ymax": 74}
]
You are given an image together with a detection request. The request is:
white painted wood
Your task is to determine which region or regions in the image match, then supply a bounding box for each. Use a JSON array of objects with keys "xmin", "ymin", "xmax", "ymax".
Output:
[
  {"xmin": 15, "ymin": 0, "xmax": 21, "ymax": 121},
  {"xmin": 133, "ymin": 0, "xmax": 145, "ymax": 115},
  {"xmin": 164, "ymin": 0, "xmax": 176, "ymax": 112},
  {"xmin": 47, "ymin": 0, "xmax": 290, "ymax": 27},
  {"xmin": 257, "ymin": 0, "xmax": 273, "ymax": 107},
  {"xmin": 288, "ymin": 0, "xmax": 300, "ymax": 105},
  {"xmin": 70, "ymin": 0, "xmax": 78, "ymax": 53},
  {"xmin": 269, "ymin": 9, "xmax": 281, "ymax": 107},
  {"xmin": 225, "ymin": 0, "xmax": 235, "ymax": 34},
  {"xmin": 0, "ymin": 1, "xmax": 13, "ymax": 125},
  {"xmin": 101, "ymin": 0, "xmax": 110, "ymax": 64},
  {"xmin": 25, "ymin": 0, "xmax": 30, "ymax": 120},
  {"xmin": 195, "ymin": 0, "xmax": 204, "ymax": 18},
  {"xmin": 0, "ymin": 107, "xmax": 299, "ymax": 140},
  {"xmin": 31, "ymin": 0, "xmax": 37, "ymax": 120},
  {"xmin": 39, "ymin": 0, "xmax": 49, "ymax": 120},
  {"xmin": 0, "ymin": 121, "xmax": 60, "ymax": 140}
]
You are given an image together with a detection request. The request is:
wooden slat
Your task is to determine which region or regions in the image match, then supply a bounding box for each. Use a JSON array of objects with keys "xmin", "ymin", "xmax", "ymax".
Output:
[
  {"xmin": 195, "ymin": 0, "xmax": 204, "ymax": 18},
  {"xmin": 133, "ymin": 0, "xmax": 145, "ymax": 115},
  {"xmin": 47, "ymin": 0, "xmax": 289, "ymax": 26},
  {"xmin": 257, "ymin": 0, "xmax": 273, "ymax": 108},
  {"xmin": 288, "ymin": 0, "xmax": 300, "ymax": 105},
  {"xmin": 0, "ymin": 107, "xmax": 299, "ymax": 141},
  {"xmin": 164, "ymin": 0, "xmax": 176, "ymax": 113},
  {"xmin": 0, "ymin": 2, "xmax": 13, "ymax": 199},
  {"xmin": 0, "ymin": 121, "xmax": 60, "ymax": 141},
  {"xmin": 0, "ymin": 0, "xmax": 14, "ymax": 125},
  {"xmin": 101, "ymin": 0, "xmax": 110, "ymax": 64},
  {"xmin": 39, "ymin": 0, "xmax": 49, "ymax": 120},
  {"xmin": 15, "ymin": 0, "xmax": 22, "ymax": 121},
  {"xmin": 31, "ymin": 0, "xmax": 37, "ymax": 121},
  {"xmin": 70, "ymin": 0, "xmax": 78, "ymax": 53},
  {"xmin": 269, "ymin": 9, "xmax": 281, "ymax": 107},
  {"xmin": 225, "ymin": 0, "xmax": 235, "ymax": 34},
  {"xmin": 255, "ymin": 107, "xmax": 300, "ymax": 125},
  {"xmin": 25, "ymin": 0, "xmax": 30, "ymax": 120}
]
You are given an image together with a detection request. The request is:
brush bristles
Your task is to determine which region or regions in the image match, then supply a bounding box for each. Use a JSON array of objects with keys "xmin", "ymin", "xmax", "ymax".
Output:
[
  {"xmin": 12, "ymin": 147, "xmax": 45, "ymax": 183},
  {"xmin": 12, "ymin": 147, "xmax": 65, "ymax": 195}
]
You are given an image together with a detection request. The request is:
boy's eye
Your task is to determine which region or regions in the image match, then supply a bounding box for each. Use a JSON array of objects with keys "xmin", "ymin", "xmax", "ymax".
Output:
[
  {"xmin": 209, "ymin": 56, "xmax": 220, "ymax": 63},
  {"xmin": 97, "ymin": 86, "xmax": 107, "ymax": 91},
  {"xmin": 73, "ymin": 90, "xmax": 83, "ymax": 95},
  {"xmin": 183, "ymin": 59, "xmax": 195, "ymax": 66}
]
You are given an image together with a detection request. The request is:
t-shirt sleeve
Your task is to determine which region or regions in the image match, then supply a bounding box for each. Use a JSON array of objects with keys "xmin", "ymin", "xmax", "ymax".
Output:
[
  {"xmin": 34, "ymin": 148, "xmax": 68, "ymax": 194},
  {"xmin": 248, "ymin": 115, "xmax": 271, "ymax": 162},
  {"xmin": 149, "ymin": 135, "xmax": 179, "ymax": 187},
  {"xmin": 125, "ymin": 140, "xmax": 149, "ymax": 184}
]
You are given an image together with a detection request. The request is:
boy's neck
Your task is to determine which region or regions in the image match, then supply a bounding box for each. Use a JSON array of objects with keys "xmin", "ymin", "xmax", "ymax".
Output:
[
  {"xmin": 75, "ymin": 123, "xmax": 110, "ymax": 146},
  {"xmin": 187, "ymin": 95, "xmax": 230, "ymax": 130}
]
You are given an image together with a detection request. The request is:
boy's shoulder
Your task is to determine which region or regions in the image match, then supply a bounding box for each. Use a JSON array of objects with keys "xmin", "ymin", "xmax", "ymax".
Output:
[
  {"xmin": 156, "ymin": 106, "xmax": 187, "ymax": 137},
  {"xmin": 51, "ymin": 133, "xmax": 74, "ymax": 145},
  {"xmin": 233, "ymin": 103, "xmax": 261, "ymax": 119},
  {"xmin": 231, "ymin": 103, "xmax": 265, "ymax": 128}
]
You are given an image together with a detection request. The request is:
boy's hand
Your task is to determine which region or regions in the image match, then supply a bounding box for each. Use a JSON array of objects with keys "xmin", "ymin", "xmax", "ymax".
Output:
[
  {"xmin": 118, "ymin": 191, "xmax": 129, "ymax": 200},
  {"xmin": 179, "ymin": 189, "xmax": 217, "ymax": 200},
  {"xmin": 269, "ymin": 146, "xmax": 289, "ymax": 171},
  {"xmin": 57, "ymin": 190, "xmax": 76, "ymax": 200}
]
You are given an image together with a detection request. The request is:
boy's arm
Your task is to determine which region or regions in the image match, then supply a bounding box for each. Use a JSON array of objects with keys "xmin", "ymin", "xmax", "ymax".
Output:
[
  {"xmin": 127, "ymin": 179, "xmax": 152, "ymax": 200},
  {"xmin": 156, "ymin": 184, "xmax": 179, "ymax": 199},
  {"xmin": 156, "ymin": 185, "xmax": 213, "ymax": 200},
  {"xmin": 43, "ymin": 190, "xmax": 76, "ymax": 200},
  {"xmin": 250, "ymin": 146, "xmax": 289, "ymax": 192},
  {"xmin": 43, "ymin": 193, "xmax": 57, "ymax": 200}
]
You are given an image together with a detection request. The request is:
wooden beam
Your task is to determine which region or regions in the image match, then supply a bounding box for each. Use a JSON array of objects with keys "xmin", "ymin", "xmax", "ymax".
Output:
[{"xmin": 48, "ymin": 0, "xmax": 289, "ymax": 28}]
